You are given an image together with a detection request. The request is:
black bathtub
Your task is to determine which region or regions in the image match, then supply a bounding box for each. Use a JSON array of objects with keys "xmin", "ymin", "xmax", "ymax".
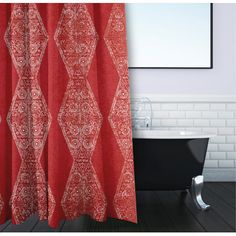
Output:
[{"xmin": 132, "ymin": 129, "xmax": 214, "ymax": 210}]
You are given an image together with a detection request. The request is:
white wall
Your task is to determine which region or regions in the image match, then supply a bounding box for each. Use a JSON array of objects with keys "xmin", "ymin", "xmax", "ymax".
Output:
[
  {"xmin": 129, "ymin": 4, "xmax": 236, "ymax": 96},
  {"xmin": 128, "ymin": 4, "xmax": 236, "ymax": 181}
]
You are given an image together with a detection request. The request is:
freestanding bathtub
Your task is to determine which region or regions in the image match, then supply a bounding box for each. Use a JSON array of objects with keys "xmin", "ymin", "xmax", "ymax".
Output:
[{"xmin": 132, "ymin": 128, "xmax": 215, "ymax": 210}]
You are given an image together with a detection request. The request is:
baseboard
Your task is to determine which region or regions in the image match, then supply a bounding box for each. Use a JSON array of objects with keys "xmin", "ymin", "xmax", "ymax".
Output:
[{"xmin": 203, "ymin": 168, "xmax": 236, "ymax": 182}]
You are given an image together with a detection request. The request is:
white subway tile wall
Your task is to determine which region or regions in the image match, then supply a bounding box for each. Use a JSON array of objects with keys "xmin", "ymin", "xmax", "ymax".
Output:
[{"xmin": 131, "ymin": 100, "xmax": 236, "ymax": 174}]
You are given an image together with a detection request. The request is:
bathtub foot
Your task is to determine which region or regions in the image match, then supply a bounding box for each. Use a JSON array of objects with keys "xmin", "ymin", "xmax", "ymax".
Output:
[{"xmin": 190, "ymin": 175, "xmax": 210, "ymax": 211}]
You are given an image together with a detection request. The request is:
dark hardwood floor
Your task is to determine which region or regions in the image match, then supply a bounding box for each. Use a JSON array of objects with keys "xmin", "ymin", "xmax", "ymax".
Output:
[{"xmin": 0, "ymin": 182, "xmax": 235, "ymax": 232}]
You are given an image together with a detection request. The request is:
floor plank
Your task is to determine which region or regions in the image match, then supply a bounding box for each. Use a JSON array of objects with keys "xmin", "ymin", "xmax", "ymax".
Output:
[
  {"xmin": 174, "ymin": 191, "xmax": 233, "ymax": 232},
  {"xmin": 86, "ymin": 218, "xmax": 119, "ymax": 232},
  {"xmin": 203, "ymin": 184, "xmax": 235, "ymax": 230},
  {"xmin": 0, "ymin": 220, "xmax": 11, "ymax": 231},
  {"xmin": 155, "ymin": 191, "xmax": 205, "ymax": 232},
  {"xmin": 61, "ymin": 215, "xmax": 91, "ymax": 232},
  {"xmin": 223, "ymin": 182, "xmax": 235, "ymax": 188},
  {"xmin": 135, "ymin": 191, "xmax": 177, "ymax": 232},
  {"xmin": 206, "ymin": 183, "xmax": 235, "ymax": 209},
  {"xmin": 219, "ymin": 182, "xmax": 235, "ymax": 194},
  {"xmin": 3, "ymin": 215, "xmax": 38, "ymax": 232},
  {"xmin": 32, "ymin": 220, "xmax": 65, "ymax": 232}
]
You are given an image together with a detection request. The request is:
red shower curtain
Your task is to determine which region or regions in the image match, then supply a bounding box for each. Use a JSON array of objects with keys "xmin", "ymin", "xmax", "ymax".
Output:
[{"xmin": 0, "ymin": 3, "xmax": 137, "ymax": 228}]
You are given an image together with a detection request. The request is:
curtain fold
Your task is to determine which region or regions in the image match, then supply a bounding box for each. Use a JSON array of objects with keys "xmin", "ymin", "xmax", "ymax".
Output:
[{"xmin": 0, "ymin": 3, "xmax": 137, "ymax": 228}]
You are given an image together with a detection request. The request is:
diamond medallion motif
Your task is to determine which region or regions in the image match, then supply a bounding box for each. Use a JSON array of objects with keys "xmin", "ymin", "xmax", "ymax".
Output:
[
  {"xmin": 55, "ymin": 4, "xmax": 106, "ymax": 220},
  {"xmin": 104, "ymin": 4, "xmax": 137, "ymax": 222},
  {"xmin": 5, "ymin": 4, "xmax": 55, "ymax": 223},
  {"xmin": 5, "ymin": 4, "xmax": 48, "ymax": 79}
]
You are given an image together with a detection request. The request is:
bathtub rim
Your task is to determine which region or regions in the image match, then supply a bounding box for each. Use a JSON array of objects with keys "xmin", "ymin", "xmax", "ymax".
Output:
[{"xmin": 132, "ymin": 128, "xmax": 216, "ymax": 139}]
